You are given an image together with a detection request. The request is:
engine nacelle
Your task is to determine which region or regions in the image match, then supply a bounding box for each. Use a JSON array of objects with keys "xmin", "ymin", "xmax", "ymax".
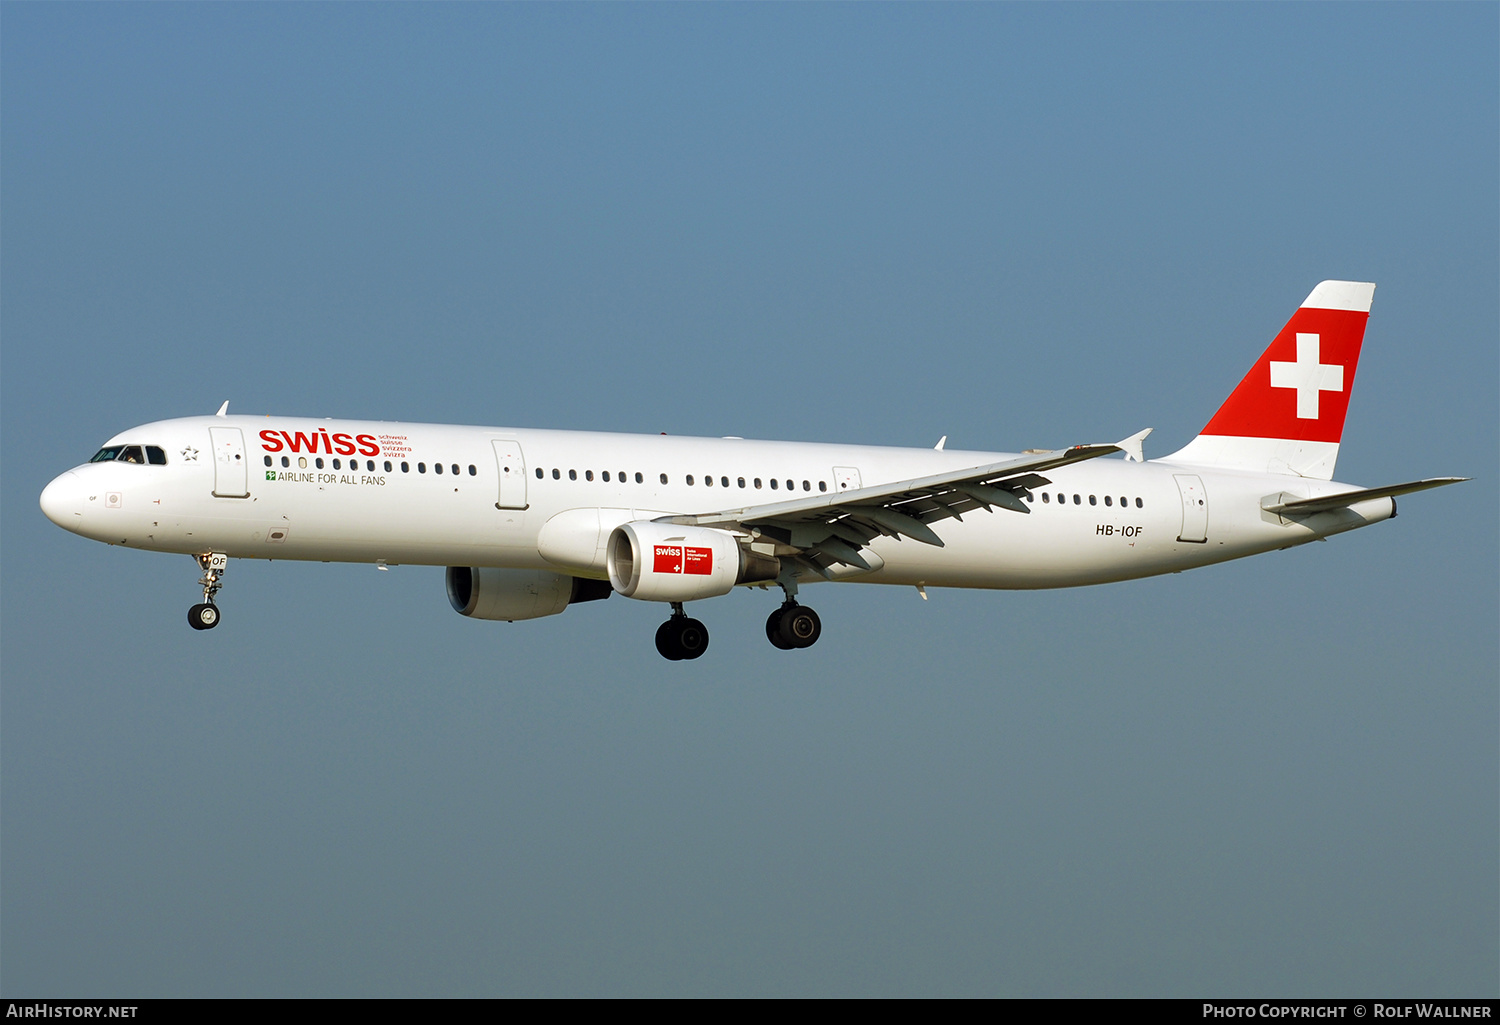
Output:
[
  {"xmin": 606, "ymin": 522, "xmax": 779, "ymax": 602},
  {"xmin": 446, "ymin": 566, "xmax": 611, "ymax": 622}
]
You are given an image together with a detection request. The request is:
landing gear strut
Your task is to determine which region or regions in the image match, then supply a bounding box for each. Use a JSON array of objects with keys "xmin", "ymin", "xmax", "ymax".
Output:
[
  {"xmin": 655, "ymin": 602, "xmax": 709, "ymax": 661},
  {"xmin": 188, "ymin": 553, "xmax": 227, "ymax": 631},
  {"xmin": 765, "ymin": 576, "xmax": 821, "ymax": 650}
]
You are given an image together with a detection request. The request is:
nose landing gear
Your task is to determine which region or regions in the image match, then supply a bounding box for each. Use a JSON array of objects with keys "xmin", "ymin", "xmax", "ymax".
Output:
[
  {"xmin": 188, "ymin": 553, "xmax": 227, "ymax": 631},
  {"xmin": 655, "ymin": 603, "xmax": 709, "ymax": 660}
]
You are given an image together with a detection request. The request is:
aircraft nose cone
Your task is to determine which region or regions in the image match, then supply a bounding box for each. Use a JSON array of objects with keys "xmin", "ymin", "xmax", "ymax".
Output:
[{"xmin": 40, "ymin": 471, "xmax": 84, "ymax": 530}]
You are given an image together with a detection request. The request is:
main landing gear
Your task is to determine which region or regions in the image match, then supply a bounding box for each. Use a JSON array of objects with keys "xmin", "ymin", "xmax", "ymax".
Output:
[
  {"xmin": 656, "ymin": 603, "xmax": 710, "ymax": 661},
  {"xmin": 766, "ymin": 601, "xmax": 821, "ymax": 650},
  {"xmin": 765, "ymin": 575, "xmax": 820, "ymax": 651},
  {"xmin": 650, "ymin": 590, "xmax": 823, "ymax": 661},
  {"xmin": 188, "ymin": 553, "xmax": 227, "ymax": 631}
]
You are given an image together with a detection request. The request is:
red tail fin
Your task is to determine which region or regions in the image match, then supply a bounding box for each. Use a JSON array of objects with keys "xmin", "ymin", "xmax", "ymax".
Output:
[{"xmin": 1162, "ymin": 281, "xmax": 1374, "ymax": 480}]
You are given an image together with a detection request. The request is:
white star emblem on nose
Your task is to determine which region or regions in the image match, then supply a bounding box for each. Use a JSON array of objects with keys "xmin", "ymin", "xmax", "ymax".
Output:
[
  {"xmin": 1270, "ymin": 333, "xmax": 1344, "ymax": 419},
  {"xmin": 180, "ymin": 446, "xmax": 199, "ymax": 461}
]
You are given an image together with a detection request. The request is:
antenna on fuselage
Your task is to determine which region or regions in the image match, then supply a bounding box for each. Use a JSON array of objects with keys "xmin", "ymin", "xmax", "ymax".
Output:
[{"xmin": 215, "ymin": 401, "xmax": 229, "ymax": 417}]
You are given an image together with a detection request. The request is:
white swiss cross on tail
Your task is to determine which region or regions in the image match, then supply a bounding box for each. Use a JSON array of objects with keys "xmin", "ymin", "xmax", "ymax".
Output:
[{"xmin": 1270, "ymin": 333, "xmax": 1344, "ymax": 419}]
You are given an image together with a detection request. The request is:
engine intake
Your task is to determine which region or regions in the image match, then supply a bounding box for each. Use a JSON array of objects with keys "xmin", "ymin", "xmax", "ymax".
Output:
[{"xmin": 606, "ymin": 522, "xmax": 779, "ymax": 602}]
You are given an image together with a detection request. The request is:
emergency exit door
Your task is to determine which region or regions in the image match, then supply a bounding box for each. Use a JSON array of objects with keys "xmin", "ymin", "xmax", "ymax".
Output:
[{"xmin": 492, "ymin": 440, "xmax": 528, "ymax": 510}]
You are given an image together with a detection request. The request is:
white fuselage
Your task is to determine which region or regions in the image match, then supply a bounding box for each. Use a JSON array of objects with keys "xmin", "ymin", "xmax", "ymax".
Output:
[{"xmin": 40, "ymin": 415, "xmax": 1395, "ymax": 591}]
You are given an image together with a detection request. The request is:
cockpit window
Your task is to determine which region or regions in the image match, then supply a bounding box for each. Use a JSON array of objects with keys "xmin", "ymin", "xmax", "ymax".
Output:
[{"xmin": 90, "ymin": 444, "xmax": 165, "ymax": 464}]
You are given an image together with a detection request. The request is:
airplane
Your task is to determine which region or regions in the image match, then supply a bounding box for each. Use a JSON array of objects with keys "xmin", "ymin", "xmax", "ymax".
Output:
[{"xmin": 39, "ymin": 280, "xmax": 1466, "ymax": 660}]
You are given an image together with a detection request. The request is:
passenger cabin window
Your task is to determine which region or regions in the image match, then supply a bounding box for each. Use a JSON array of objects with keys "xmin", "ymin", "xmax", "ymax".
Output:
[
  {"xmin": 451, "ymin": 464, "xmax": 460, "ymax": 475},
  {"xmin": 468, "ymin": 465, "xmax": 476, "ymax": 476},
  {"xmin": 770, "ymin": 479, "xmax": 779, "ymax": 490},
  {"xmin": 436, "ymin": 463, "xmax": 444, "ymax": 475},
  {"xmin": 585, "ymin": 470, "xmax": 594, "ymax": 481},
  {"xmin": 686, "ymin": 475, "xmax": 695, "ymax": 486},
  {"xmin": 535, "ymin": 467, "xmax": 544, "ymax": 478},
  {"xmin": 281, "ymin": 456, "xmax": 290, "ymax": 468},
  {"xmin": 384, "ymin": 460, "xmax": 392, "ymax": 472},
  {"xmin": 316, "ymin": 458, "xmax": 325, "ymax": 469},
  {"xmin": 636, "ymin": 472, "xmax": 644, "ymax": 483},
  {"xmin": 419, "ymin": 463, "xmax": 427, "ymax": 473},
  {"xmin": 1135, "ymin": 497, "xmax": 1143, "ymax": 508},
  {"xmin": 264, "ymin": 455, "xmax": 273, "ymax": 467},
  {"xmin": 567, "ymin": 469, "xmax": 575, "ymax": 480},
  {"xmin": 1042, "ymin": 493, "xmax": 1050, "ymax": 503},
  {"xmin": 553, "ymin": 469, "xmax": 560, "ymax": 479}
]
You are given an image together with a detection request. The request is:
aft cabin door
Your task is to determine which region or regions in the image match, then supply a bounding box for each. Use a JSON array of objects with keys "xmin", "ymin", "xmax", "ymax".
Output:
[
  {"xmin": 209, "ymin": 427, "xmax": 249, "ymax": 498},
  {"xmin": 1173, "ymin": 474, "xmax": 1208, "ymax": 543},
  {"xmin": 492, "ymin": 440, "xmax": 528, "ymax": 510}
]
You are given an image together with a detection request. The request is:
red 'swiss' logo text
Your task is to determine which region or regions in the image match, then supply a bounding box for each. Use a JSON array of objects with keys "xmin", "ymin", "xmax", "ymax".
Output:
[
  {"xmin": 653, "ymin": 545, "xmax": 713, "ymax": 575},
  {"xmin": 260, "ymin": 429, "xmax": 380, "ymax": 457}
]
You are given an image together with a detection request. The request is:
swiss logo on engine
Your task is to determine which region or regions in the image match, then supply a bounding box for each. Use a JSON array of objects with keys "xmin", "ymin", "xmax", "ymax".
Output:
[{"xmin": 654, "ymin": 544, "xmax": 712, "ymax": 575}]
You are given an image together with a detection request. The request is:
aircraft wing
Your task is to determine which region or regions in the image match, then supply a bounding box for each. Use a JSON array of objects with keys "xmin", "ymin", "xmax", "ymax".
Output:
[{"xmin": 656, "ymin": 430, "xmax": 1151, "ymax": 576}]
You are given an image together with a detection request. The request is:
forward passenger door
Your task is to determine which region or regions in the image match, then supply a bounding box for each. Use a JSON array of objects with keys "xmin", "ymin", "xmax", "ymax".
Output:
[{"xmin": 209, "ymin": 427, "xmax": 249, "ymax": 498}]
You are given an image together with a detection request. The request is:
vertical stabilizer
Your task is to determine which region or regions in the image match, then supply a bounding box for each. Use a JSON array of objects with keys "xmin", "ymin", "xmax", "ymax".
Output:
[{"xmin": 1160, "ymin": 280, "xmax": 1374, "ymax": 479}]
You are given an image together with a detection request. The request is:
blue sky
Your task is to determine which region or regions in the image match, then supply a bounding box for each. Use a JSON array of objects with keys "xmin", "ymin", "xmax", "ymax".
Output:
[{"xmin": 3, "ymin": 3, "xmax": 1495, "ymax": 996}]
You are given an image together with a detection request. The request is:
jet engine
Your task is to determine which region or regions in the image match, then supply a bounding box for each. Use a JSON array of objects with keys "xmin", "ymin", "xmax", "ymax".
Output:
[
  {"xmin": 606, "ymin": 522, "xmax": 779, "ymax": 602},
  {"xmin": 446, "ymin": 566, "xmax": 611, "ymax": 622}
]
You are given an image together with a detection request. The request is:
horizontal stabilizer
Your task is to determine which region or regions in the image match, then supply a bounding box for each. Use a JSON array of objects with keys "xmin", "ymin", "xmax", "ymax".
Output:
[{"xmin": 1261, "ymin": 477, "xmax": 1468, "ymax": 516}]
